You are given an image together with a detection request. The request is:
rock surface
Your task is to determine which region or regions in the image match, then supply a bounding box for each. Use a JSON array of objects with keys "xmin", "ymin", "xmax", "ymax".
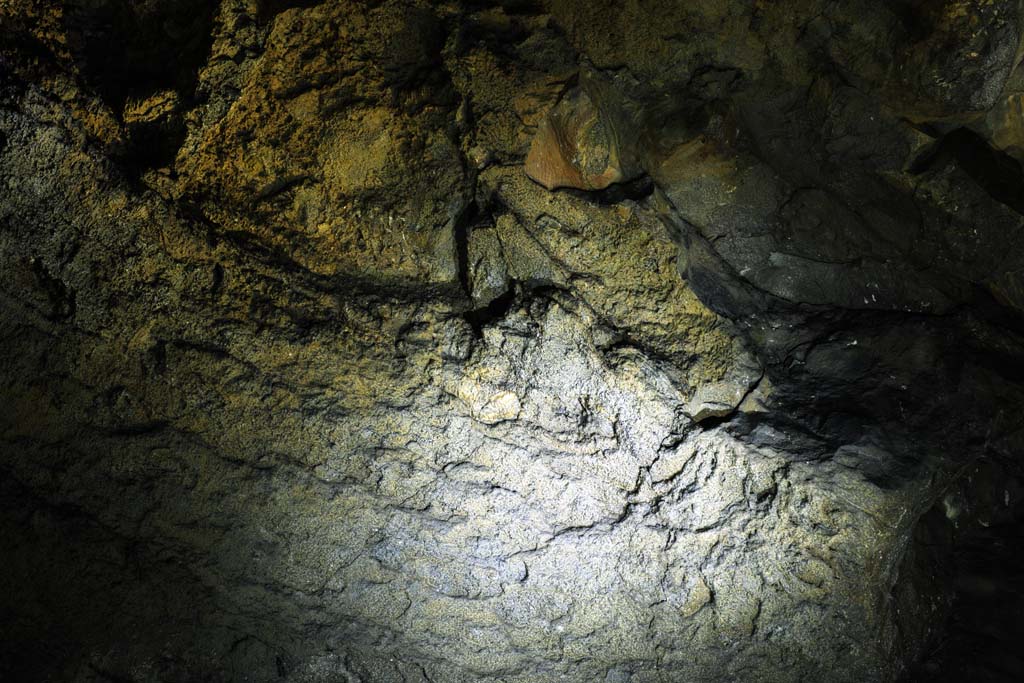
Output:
[
  {"xmin": 524, "ymin": 76, "xmax": 643, "ymax": 191},
  {"xmin": 2, "ymin": 1, "xmax": 1024, "ymax": 682}
]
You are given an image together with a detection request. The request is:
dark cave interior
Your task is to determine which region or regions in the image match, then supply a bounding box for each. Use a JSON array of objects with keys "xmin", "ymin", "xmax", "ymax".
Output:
[{"xmin": 2, "ymin": 1, "xmax": 1024, "ymax": 682}]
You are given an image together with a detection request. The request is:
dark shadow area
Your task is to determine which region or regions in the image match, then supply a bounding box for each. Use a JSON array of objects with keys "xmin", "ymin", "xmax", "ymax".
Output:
[
  {"xmin": 62, "ymin": 0, "xmax": 216, "ymax": 171},
  {"xmin": 0, "ymin": 472, "xmax": 226, "ymax": 682},
  {"xmin": 560, "ymin": 175, "xmax": 655, "ymax": 206},
  {"xmin": 63, "ymin": 0, "xmax": 215, "ymax": 112},
  {"xmin": 902, "ymin": 457, "xmax": 1024, "ymax": 682},
  {"xmin": 911, "ymin": 127, "xmax": 1024, "ymax": 216}
]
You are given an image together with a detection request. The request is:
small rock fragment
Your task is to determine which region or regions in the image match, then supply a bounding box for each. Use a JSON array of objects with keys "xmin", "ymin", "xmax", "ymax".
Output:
[
  {"xmin": 681, "ymin": 576, "xmax": 713, "ymax": 617},
  {"xmin": 525, "ymin": 81, "xmax": 642, "ymax": 191}
]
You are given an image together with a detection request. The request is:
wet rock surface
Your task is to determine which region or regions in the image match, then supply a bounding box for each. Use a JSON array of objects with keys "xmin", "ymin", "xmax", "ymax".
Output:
[{"xmin": 2, "ymin": 1, "xmax": 1024, "ymax": 682}]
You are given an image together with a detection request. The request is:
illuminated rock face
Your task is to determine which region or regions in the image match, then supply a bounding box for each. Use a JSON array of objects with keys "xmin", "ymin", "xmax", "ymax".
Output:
[{"xmin": 2, "ymin": 2, "xmax": 1024, "ymax": 682}]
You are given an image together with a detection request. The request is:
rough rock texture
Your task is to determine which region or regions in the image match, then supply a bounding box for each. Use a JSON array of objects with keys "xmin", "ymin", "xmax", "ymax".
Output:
[
  {"xmin": 2, "ymin": 1, "xmax": 1024, "ymax": 682},
  {"xmin": 524, "ymin": 76, "xmax": 643, "ymax": 191}
]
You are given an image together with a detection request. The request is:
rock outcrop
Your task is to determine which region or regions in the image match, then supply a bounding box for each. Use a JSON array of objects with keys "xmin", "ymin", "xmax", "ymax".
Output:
[{"xmin": 524, "ymin": 76, "xmax": 643, "ymax": 191}]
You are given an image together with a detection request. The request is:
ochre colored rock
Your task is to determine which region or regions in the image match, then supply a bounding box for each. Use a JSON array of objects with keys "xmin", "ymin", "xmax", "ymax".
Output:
[{"xmin": 525, "ymin": 84, "xmax": 641, "ymax": 191}]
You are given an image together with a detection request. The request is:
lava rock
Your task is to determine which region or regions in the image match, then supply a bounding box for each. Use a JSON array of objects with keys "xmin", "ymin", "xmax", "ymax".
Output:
[{"xmin": 525, "ymin": 78, "xmax": 643, "ymax": 191}]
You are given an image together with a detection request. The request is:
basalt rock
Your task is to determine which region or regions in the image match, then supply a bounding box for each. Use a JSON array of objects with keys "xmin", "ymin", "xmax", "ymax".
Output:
[
  {"xmin": 524, "ymin": 77, "xmax": 643, "ymax": 191},
  {"xmin": 2, "ymin": 2, "xmax": 1024, "ymax": 683}
]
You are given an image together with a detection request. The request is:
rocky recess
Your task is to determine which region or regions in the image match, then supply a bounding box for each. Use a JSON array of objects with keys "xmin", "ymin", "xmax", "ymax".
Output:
[{"xmin": 2, "ymin": 1, "xmax": 1024, "ymax": 682}]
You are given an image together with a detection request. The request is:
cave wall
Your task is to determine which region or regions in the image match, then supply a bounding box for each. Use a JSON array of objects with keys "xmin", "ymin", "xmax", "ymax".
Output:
[{"xmin": 2, "ymin": 1, "xmax": 1024, "ymax": 682}]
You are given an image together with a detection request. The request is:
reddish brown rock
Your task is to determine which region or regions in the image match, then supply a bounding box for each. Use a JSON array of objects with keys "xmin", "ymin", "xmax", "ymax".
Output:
[{"xmin": 525, "ymin": 84, "xmax": 642, "ymax": 191}]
